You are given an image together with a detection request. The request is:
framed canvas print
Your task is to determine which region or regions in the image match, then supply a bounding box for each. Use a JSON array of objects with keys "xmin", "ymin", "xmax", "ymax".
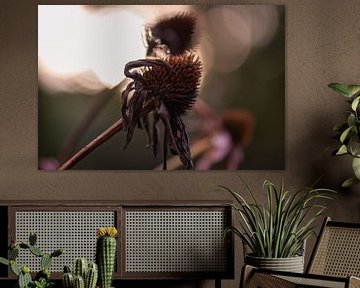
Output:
[{"xmin": 38, "ymin": 5, "xmax": 285, "ymax": 170}]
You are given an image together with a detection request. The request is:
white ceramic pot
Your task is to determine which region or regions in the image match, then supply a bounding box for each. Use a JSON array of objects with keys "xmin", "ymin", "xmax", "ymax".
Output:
[{"xmin": 245, "ymin": 254, "xmax": 305, "ymax": 273}]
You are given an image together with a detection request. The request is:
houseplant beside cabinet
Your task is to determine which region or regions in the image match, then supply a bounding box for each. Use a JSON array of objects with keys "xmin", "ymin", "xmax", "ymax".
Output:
[
  {"xmin": 222, "ymin": 179, "xmax": 335, "ymax": 273},
  {"xmin": 328, "ymin": 82, "xmax": 360, "ymax": 187}
]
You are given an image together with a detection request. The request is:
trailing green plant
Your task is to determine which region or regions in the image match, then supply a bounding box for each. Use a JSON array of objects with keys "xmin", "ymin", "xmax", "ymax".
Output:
[
  {"xmin": 0, "ymin": 232, "xmax": 63, "ymax": 288},
  {"xmin": 96, "ymin": 227, "xmax": 118, "ymax": 288},
  {"xmin": 221, "ymin": 179, "xmax": 335, "ymax": 258},
  {"xmin": 328, "ymin": 83, "xmax": 360, "ymax": 187},
  {"xmin": 62, "ymin": 259, "xmax": 98, "ymax": 288}
]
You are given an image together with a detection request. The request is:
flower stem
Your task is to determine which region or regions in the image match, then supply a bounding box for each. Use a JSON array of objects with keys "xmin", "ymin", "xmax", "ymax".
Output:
[
  {"xmin": 58, "ymin": 118, "xmax": 124, "ymax": 170},
  {"xmin": 58, "ymin": 80, "xmax": 127, "ymax": 162},
  {"xmin": 58, "ymin": 101, "xmax": 156, "ymax": 170}
]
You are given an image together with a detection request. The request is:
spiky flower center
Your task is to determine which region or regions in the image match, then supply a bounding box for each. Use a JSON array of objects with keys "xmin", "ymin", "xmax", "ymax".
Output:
[{"xmin": 141, "ymin": 54, "xmax": 202, "ymax": 115}]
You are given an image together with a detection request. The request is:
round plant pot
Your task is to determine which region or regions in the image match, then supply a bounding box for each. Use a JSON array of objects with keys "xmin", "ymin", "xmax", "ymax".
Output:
[{"xmin": 245, "ymin": 254, "xmax": 304, "ymax": 273}]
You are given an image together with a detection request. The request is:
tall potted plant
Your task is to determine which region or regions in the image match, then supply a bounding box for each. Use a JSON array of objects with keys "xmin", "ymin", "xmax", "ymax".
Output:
[
  {"xmin": 328, "ymin": 83, "xmax": 360, "ymax": 187},
  {"xmin": 222, "ymin": 179, "xmax": 334, "ymax": 273}
]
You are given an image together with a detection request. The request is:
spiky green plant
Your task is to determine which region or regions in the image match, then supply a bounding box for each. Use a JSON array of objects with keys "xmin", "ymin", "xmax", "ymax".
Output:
[
  {"xmin": 73, "ymin": 275, "xmax": 85, "ymax": 288},
  {"xmin": 74, "ymin": 258, "xmax": 88, "ymax": 280},
  {"xmin": 96, "ymin": 227, "xmax": 118, "ymax": 288},
  {"xmin": 63, "ymin": 274, "xmax": 73, "ymax": 288},
  {"xmin": 222, "ymin": 179, "xmax": 335, "ymax": 258},
  {"xmin": 85, "ymin": 262, "xmax": 98, "ymax": 288},
  {"xmin": 328, "ymin": 83, "xmax": 360, "ymax": 187},
  {"xmin": 62, "ymin": 260, "xmax": 98, "ymax": 288}
]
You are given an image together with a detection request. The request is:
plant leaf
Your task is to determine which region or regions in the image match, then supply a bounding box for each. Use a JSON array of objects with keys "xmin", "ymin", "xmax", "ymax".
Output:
[
  {"xmin": 336, "ymin": 145, "xmax": 348, "ymax": 155},
  {"xmin": 340, "ymin": 127, "xmax": 352, "ymax": 143},
  {"xmin": 352, "ymin": 96, "xmax": 360, "ymax": 111},
  {"xmin": 347, "ymin": 85, "xmax": 360, "ymax": 97},
  {"xmin": 347, "ymin": 114, "xmax": 356, "ymax": 128},
  {"xmin": 349, "ymin": 135, "xmax": 360, "ymax": 157},
  {"xmin": 0, "ymin": 257, "xmax": 9, "ymax": 266},
  {"xmin": 328, "ymin": 83, "xmax": 350, "ymax": 97},
  {"xmin": 342, "ymin": 177, "xmax": 360, "ymax": 188},
  {"xmin": 352, "ymin": 157, "xmax": 360, "ymax": 179},
  {"xmin": 10, "ymin": 261, "xmax": 20, "ymax": 276}
]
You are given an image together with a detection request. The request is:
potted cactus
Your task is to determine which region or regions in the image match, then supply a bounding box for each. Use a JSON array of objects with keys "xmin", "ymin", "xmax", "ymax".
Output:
[
  {"xmin": 0, "ymin": 232, "xmax": 64, "ymax": 288},
  {"xmin": 62, "ymin": 227, "xmax": 117, "ymax": 288},
  {"xmin": 96, "ymin": 227, "xmax": 118, "ymax": 288},
  {"xmin": 62, "ymin": 258, "xmax": 98, "ymax": 288}
]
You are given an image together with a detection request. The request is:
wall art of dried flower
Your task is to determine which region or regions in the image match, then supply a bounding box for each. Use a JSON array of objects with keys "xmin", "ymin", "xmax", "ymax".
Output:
[{"xmin": 38, "ymin": 5, "xmax": 284, "ymax": 170}]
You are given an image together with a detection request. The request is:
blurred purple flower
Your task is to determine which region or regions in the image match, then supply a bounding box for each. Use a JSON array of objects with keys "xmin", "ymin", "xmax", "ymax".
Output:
[
  {"xmin": 196, "ymin": 109, "xmax": 254, "ymax": 170},
  {"xmin": 39, "ymin": 158, "xmax": 60, "ymax": 171}
]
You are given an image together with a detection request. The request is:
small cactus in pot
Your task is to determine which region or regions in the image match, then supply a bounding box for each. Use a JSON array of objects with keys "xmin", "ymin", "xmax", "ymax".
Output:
[
  {"xmin": 96, "ymin": 227, "xmax": 118, "ymax": 288},
  {"xmin": 62, "ymin": 260, "xmax": 98, "ymax": 288}
]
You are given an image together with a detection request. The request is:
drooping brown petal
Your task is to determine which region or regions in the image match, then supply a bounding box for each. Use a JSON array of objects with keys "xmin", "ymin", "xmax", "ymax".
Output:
[
  {"xmin": 152, "ymin": 113, "xmax": 160, "ymax": 156},
  {"xmin": 121, "ymin": 81, "xmax": 134, "ymax": 127},
  {"xmin": 169, "ymin": 114, "xmax": 193, "ymax": 169},
  {"xmin": 157, "ymin": 103, "xmax": 193, "ymax": 169},
  {"xmin": 123, "ymin": 89, "xmax": 148, "ymax": 148},
  {"xmin": 141, "ymin": 114, "xmax": 151, "ymax": 148}
]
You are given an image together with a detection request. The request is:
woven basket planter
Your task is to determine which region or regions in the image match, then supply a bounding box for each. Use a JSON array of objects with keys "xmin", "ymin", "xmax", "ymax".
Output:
[{"xmin": 245, "ymin": 254, "xmax": 305, "ymax": 273}]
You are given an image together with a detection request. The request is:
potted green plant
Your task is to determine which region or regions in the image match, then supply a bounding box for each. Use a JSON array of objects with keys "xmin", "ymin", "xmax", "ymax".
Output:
[
  {"xmin": 0, "ymin": 232, "xmax": 64, "ymax": 288},
  {"xmin": 221, "ymin": 179, "xmax": 334, "ymax": 273},
  {"xmin": 328, "ymin": 83, "xmax": 360, "ymax": 187}
]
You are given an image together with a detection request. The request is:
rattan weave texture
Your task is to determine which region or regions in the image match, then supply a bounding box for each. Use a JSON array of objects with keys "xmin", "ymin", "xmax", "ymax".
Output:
[
  {"xmin": 15, "ymin": 211, "xmax": 115, "ymax": 272},
  {"xmin": 309, "ymin": 226, "xmax": 360, "ymax": 277},
  {"xmin": 125, "ymin": 210, "xmax": 227, "ymax": 272}
]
